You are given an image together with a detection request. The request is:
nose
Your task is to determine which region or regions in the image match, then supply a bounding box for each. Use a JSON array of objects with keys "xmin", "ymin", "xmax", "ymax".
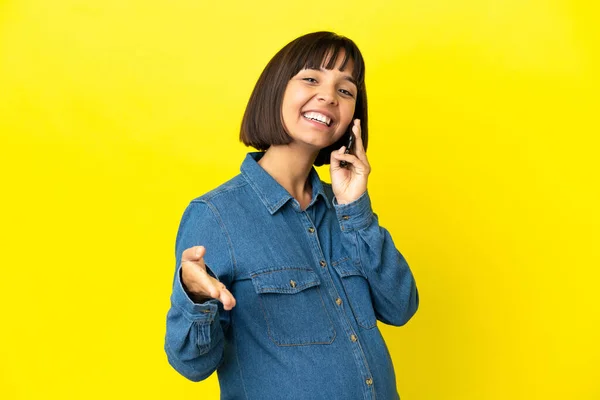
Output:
[{"xmin": 317, "ymin": 84, "xmax": 337, "ymax": 105}]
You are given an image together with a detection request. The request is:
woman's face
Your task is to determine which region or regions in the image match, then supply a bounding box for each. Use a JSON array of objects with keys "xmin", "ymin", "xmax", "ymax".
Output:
[{"xmin": 281, "ymin": 53, "xmax": 357, "ymax": 151}]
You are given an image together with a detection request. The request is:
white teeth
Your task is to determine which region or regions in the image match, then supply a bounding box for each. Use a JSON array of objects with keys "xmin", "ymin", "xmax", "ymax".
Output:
[{"xmin": 303, "ymin": 112, "xmax": 331, "ymax": 126}]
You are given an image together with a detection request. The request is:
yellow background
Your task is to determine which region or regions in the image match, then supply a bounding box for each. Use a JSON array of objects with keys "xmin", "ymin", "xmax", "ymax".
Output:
[{"xmin": 1, "ymin": 0, "xmax": 598, "ymax": 399}]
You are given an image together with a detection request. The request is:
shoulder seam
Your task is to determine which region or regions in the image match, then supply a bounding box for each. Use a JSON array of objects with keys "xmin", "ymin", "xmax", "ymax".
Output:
[{"xmin": 190, "ymin": 178, "xmax": 248, "ymax": 204}]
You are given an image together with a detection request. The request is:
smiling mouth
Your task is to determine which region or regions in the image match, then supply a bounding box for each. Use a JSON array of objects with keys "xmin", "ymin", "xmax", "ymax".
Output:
[{"xmin": 302, "ymin": 112, "xmax": 332, "ymax": 127}]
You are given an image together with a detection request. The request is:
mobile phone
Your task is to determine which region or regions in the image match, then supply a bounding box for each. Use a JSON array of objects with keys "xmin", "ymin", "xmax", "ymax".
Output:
[{"xmin": 339, "ymin": 130, "xmax": 355, "ymax": 168}]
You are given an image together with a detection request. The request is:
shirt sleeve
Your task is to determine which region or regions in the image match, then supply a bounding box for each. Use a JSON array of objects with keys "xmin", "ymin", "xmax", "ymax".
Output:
[
  {"xmin": 164, "ymin": 200, "xmax": 235, "ymax": 381},
  {"xmin": 333, "ymin": 191, "xmax": 419, "ymax": 326}
]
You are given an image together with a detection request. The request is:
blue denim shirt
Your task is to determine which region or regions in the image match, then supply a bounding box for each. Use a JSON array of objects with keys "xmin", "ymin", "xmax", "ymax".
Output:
[{"xmin": 165, "ymin": 152, "xmax": 419, "ymax": 400}]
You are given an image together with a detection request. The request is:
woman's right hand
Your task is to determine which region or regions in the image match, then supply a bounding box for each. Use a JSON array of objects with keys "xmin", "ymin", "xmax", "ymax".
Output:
[{"xmin": 180, "ymin": 245, "xmax": 237, "ymax": 310}]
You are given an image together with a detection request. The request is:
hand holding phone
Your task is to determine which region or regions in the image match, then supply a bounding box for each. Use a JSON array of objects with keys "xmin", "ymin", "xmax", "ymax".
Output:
[{"xmin": 330, "ymin": 119, "xmax": 369, "ymax": 205}]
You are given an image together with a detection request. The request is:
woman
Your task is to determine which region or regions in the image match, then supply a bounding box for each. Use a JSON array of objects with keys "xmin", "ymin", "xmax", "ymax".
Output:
[{"xmin": 164, "ymin": 31, "xmax": 419, "ymax": 400}]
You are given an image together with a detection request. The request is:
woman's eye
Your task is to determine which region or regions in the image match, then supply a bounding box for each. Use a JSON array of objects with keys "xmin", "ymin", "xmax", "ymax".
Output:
[
  {"xmin": 302, "ymin": 77, "xmax": 317, "ymax": 83},
  {"xmin": 339, "ymin": 89, "xmax": 354, "ymax": 97}
]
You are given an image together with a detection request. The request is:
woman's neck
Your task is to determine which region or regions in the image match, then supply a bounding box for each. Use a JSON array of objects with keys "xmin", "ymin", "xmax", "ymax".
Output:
[{"xmin": 257, "ymin": 145, "xmax": 318, "ymax": 209}]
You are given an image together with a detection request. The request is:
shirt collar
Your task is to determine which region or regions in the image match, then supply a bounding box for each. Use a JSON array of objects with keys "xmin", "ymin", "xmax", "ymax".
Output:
[{"xmin": 240, "ymin": 152, "xmax": 331, "ymax": 214}]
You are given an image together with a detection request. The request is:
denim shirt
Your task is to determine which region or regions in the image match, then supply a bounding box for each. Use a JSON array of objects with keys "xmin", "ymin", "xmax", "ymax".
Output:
[{"xmin": 165, "ymin": 152, "xmax": 419, "ymax": 400}]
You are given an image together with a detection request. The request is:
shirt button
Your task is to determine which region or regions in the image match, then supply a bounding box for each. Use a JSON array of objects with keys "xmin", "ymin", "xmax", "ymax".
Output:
[
  {"xmin": 290, "ymin": 280, "xmax": 297, "ymax": 288},
  {"xmin": 366, "ymin": 378, "xmax": 373, "ymax": 386},
  {"xmin": 350, "ymin": 334, "xmax": 358, "ymax": 342},
  {"xmin": 335, "ymin": 298, "xmax": 342, "ymax": 306},
  {"xmin": 320, "ymin": 260, "xmax": 327, "ymax": 268},
  {"xmin": 342, "ymin": 215, "xmax": 350, "ymax": 220},
  {"xmin": 308, "ymin": 227, "xmax": 315, "ymax": 233}
]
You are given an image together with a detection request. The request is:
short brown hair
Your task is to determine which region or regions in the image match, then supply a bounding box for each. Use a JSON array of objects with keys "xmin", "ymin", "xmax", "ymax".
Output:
[{"xmin": 240, "ymin": 31, "xmax": 368, "ymax": 166}]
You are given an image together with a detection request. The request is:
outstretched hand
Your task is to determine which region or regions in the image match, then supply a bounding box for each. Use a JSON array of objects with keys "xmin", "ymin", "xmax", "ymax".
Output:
[
  {"xmin": 180, "ymin": 245, "xmax": 236, "ymax": 310},
  {"xmin": 330, "ymin": 119, "xmax": 371, "ymax": 204}
]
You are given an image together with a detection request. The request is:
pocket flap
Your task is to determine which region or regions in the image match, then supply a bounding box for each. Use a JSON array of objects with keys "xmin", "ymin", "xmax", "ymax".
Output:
[
  {"xmin": 251, "ymin": 267, "xmax": 320, "ymax": 294},
  {"xmin": 331, "ymin": 257, "xmax": 366, "ymax": 279}
]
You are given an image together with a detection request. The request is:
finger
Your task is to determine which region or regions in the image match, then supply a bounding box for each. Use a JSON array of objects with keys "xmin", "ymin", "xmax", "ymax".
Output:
[
  {"xmin": 189, "ymin": 268, "xmax": 223, "ymax": 299},
  {"xmin": 219, "ymin": 287, "xmax": 237, "ymax": 310},
  {"xmin": 330, "ymin": 146, "xmax": 346, "ymax": 168},
  {"xmin": 332, "ymin": 152, "xmax": 370, "ymax": 175},
  {"xmin": 181, "ymin": 245, "xmax": 206, "ymax": 263},
  {"xmin": 352, "ymin": 119, "xmax": 367, "ymax": 159},
  {"xmin": 331, "ymin": 152, "xmax": 365, "ymax": 169}
]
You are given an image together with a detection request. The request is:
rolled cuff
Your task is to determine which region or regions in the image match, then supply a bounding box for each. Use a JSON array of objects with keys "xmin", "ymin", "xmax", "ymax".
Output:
[{"xmin": 333, "ymin": 190, "xmax": 374, "ymax": 232}]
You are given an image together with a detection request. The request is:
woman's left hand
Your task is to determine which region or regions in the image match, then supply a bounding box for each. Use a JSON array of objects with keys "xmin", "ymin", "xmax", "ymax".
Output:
[{"xmin": 330, "ymin": 119, "xmax": 371, "ymax": 204}]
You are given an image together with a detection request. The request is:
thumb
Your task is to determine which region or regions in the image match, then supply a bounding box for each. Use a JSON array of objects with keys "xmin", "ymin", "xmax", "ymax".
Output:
[
  {"xmin": 330, "ymin": 146, "xmax": 346, "ymax": 167},
  {"xmin": 181, "ymin": 245, "xmax": 206, "ymax": 263}
]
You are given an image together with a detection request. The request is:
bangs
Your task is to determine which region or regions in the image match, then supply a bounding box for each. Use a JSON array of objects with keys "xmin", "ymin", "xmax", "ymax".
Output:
[{"xmin": 288, "ymin": 35, "xmax": 365, "ymax": 88}]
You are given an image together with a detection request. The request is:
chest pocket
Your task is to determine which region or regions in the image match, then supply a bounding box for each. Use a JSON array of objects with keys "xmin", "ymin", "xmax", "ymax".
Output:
[
  {"xmin": 331, "ymin": 258, "xmax": 377, "ymax": 329},
  {"xmin": 251, "ymin": 267, "xmax": 336, "ymax": 346}
]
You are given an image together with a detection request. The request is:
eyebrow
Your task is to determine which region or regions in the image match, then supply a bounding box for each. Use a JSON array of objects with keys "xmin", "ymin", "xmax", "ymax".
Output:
[
  {"xmin": 306, "ymin": 67, "xmax": 358, "ymax": 86},
  {"xmin": 342, "ymin": 75, "xmax": 358, "ymax": 86}
]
